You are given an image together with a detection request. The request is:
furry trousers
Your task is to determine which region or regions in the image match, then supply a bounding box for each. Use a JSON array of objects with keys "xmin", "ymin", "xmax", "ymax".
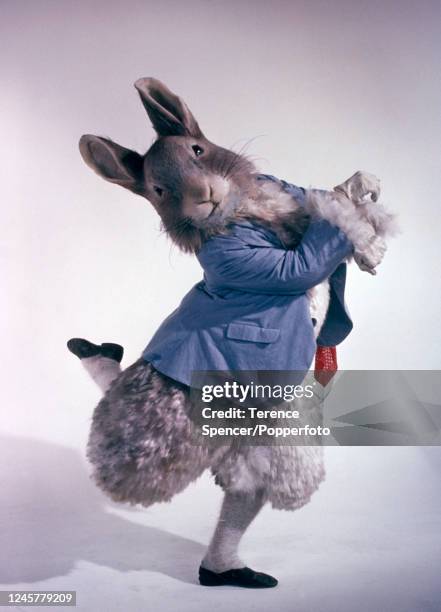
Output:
[{"xmin": 85, "ymin": 358, "xmax": 325, "ymax": 511}]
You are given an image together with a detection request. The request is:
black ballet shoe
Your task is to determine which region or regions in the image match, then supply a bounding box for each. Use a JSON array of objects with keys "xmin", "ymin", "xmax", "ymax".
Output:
[
  {"xmin": 198, "ymin": 565, "xmax": 278, "ymax": 588},
  {"xmin": 100, "ymin": 342, "xmax": 124, "ymax": 363},
  {"xmin": 67, "ymin": 338, "xmax": 124, "ymax": 363},
  {"xmin": 67, "ymin": 338, "xmax": 101, "ymax": 359}
]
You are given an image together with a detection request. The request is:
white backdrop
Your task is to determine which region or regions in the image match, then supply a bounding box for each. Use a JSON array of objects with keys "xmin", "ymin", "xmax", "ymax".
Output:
[{"xmin": 1, "ymin": 1, "xmax": 441, "ymax": 610}]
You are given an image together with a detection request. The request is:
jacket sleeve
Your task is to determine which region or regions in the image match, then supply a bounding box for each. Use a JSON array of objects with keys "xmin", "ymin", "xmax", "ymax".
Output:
[{"xmin": 199, "ymin": 220, "xmax": 354, "ymax": 296}]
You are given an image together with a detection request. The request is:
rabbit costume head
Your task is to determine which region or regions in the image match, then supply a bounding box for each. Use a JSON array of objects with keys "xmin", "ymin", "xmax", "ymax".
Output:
[{"xmin": 79, "ymin": 78, "xmax": 257, "ymax": 253}]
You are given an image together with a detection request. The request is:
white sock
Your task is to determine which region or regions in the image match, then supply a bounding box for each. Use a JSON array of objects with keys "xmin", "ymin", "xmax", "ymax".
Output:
[
  {"xmin": 201, "ymin": 489, "xmax": 266, "ymax": 573},
  {"xmin": 81, "ymin": 355, "xmax": 121, "ymax": 393}
]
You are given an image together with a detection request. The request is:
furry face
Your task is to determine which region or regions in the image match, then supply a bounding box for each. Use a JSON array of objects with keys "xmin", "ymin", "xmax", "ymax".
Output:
[
  {"xmin": 142, "ymin": 136, "xmax": 257, "ymax": 252},
  {"xmin": 79, "ymin": 78, "xmax": 257, "ymax": 253}
]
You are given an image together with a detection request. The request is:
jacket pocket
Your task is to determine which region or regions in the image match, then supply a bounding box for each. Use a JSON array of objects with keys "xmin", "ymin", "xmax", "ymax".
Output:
[{"xmin": 226, "ymin": 322, "xmax": 280, "ymax": 344}]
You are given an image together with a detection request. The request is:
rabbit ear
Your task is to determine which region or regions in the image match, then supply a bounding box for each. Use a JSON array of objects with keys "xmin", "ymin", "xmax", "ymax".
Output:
[
  {"xmin": 134, "ymin": 77, "xmax": 203, "ymax": 138},
  {"xmin": 79, "ymin": 135, "xmax": 144, "ymax": 194}
]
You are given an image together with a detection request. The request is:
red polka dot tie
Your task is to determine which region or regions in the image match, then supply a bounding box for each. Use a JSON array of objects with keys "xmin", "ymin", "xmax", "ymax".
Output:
[{"xmin": 314, "ymin": 346, "xmax": 337, "ymax": 386}]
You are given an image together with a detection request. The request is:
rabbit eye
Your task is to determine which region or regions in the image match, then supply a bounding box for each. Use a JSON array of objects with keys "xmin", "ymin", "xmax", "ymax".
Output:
[
  {"xmin": 192, "ymin": 144, "xmax": 204, "ymax": 157},
  {"xmin": 153, "ymin": 186, "xmax": 163, "ymax": 197}
]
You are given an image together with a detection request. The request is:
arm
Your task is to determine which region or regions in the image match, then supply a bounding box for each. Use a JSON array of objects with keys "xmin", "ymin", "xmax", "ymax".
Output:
[
  {"xmin": 304, "ymin": 179, "xmax": 389, "ymax": 275},
  {"xmin": 273, "ymin": 173, "xmax": 389, "ymax": 275},
  {"xmin": 199, "ymin": 220, "xmax": 353, "ymax": 296}
]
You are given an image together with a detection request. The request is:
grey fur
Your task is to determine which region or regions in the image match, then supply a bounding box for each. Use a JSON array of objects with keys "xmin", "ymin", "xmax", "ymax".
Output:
[
  {"xmin": 87, "ymin": 360, "xmax": 213, "ymax": 506},
  {"xmin": 87, "ymin": 359, "xmax": 325, "ymax": 511}
]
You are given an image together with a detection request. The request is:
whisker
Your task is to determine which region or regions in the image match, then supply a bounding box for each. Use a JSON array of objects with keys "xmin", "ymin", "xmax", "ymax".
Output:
[
  {"xmin": 228, "ymin": 134, "xmax": 266, "ymax": 155},
  {"xmin": 222, "ymin": 135, "xmax": 264, "ymax": 178}
]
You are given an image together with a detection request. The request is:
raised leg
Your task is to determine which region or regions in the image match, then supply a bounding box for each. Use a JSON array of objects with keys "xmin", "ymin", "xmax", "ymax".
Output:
[
  {"xmin": 67, "ymin": 338, "xmax": 123, "ymax": 393},
  {"xmin": 199, "ymin": 488, "xmax": 277, "ymax": 588},
  {"xmin": 80, "ymin": 355, "xmax": 121, "ymax": 393}
]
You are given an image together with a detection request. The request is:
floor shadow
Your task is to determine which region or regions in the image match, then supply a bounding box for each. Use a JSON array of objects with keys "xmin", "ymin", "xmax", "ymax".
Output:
[{"xmin": 0, "ymin": 435, "xmax": 205, "ymax": 585}]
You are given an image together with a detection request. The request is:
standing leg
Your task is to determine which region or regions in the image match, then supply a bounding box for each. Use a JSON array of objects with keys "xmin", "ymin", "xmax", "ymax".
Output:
[
  {"xmin": 199, "ymin": 488, "xmax": 277, "ymax": 588},
  {"xmin": 67, "ymin": 338, "xmax": 123, "ymax": 393}
]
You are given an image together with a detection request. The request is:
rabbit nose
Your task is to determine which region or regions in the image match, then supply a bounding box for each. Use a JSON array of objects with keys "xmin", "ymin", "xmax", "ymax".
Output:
[
  {"xmin": 209, "ymin": 176, "xmax": 229, "ymax": 203},
  {"xmin": 197, "ymin": 187, "xmax": 221, "ymax": 206},
  {"xmin": 195, "ymin": 179, "xmax": 229, "ymax": 205},
  {"xmin": 181, "ymin": 176, "xmax": 230, "ymax": 220}
]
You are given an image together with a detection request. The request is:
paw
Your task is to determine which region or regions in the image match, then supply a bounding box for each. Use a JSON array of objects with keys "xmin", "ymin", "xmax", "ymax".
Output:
[
  {"xmin": 334, "ymin": 171, "xmax": 381, "ymax": 205},
  {"xmin": 354, "ymin": 235, "xmax": 387, "ymax": 274}
]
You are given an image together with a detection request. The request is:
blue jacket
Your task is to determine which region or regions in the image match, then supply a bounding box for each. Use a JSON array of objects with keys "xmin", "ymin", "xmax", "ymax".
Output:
[{"xmin": 142, "ymin": 179, "xmax": 354, "ymax": 386}]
